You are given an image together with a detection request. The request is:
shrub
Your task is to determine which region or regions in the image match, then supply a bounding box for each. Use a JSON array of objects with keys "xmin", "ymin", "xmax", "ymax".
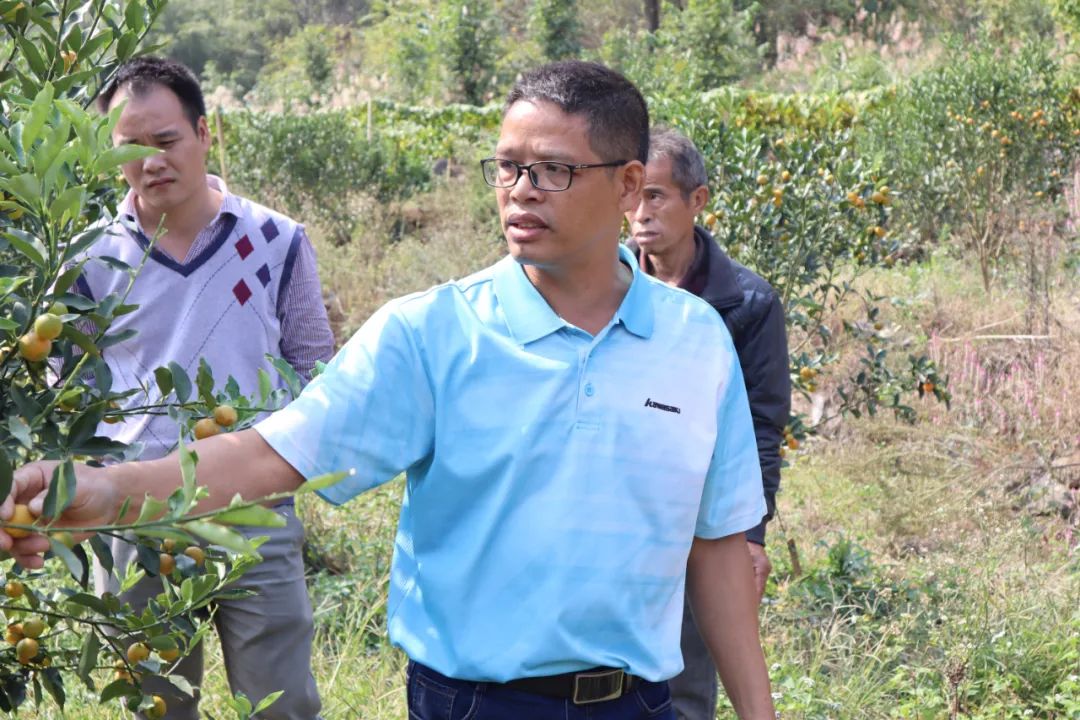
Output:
[
  {"xmin": 857, "ymin": 38, "xmax": 1080, "ymax": 289},
  {"xmin": 218, "ymin": 110, "xmax": 431, "ymax": 244},
  {"xmin": 655, "ymin": 94, "xmax": 949, "ymax": 435}
]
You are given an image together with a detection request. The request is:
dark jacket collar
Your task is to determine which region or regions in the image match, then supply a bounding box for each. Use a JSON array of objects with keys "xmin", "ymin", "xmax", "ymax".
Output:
[
  {"xmin": 692, "ymin": 225, "xmax": 744, "ymax": 311},
  {"xmin": 628, "ymin": 226, "xmax": 744, "ymax": 311}
]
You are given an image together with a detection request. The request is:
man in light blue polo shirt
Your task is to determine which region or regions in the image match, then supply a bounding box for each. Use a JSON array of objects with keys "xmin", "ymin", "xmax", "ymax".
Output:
[{"xmin": 4, "ymin": 61, "xmax": 776, "ymax": 719}]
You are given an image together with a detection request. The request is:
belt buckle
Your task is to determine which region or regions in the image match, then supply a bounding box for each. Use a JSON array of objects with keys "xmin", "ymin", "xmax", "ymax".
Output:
[{"xmin": 572, "ymin": 669, "xmax": 625, "ymax": 705}]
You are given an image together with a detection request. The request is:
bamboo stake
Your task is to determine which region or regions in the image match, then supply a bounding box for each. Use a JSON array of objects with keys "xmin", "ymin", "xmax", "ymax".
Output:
[{"xmin": 215, "ymin": 109, "xmax": 228, "ymax": 185}]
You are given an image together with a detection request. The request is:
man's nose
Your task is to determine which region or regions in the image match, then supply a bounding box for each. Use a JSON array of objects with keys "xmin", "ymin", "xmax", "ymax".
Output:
[
  {"xmin": 508, "ymin": 168, "xmax": 542, "ymax": 202},
  {"xmin": 143, "ymin": 151, "xmax": 167, "ymax": 172}
]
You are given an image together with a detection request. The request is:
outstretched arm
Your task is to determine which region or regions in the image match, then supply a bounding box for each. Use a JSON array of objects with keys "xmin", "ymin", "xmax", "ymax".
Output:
[{"xmin": 0, "ymin": 429, "xmax": 303, "ymax": 567}]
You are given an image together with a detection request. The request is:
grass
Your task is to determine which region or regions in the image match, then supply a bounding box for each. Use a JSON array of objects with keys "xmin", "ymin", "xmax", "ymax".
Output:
[{"xmin": 12, "ymin": 204, "xmax": 1080, "ymax": 719}]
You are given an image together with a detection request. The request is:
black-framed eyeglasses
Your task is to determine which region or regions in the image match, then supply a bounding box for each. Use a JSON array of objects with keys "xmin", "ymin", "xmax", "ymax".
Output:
[{"xmin": 480, "ymin": 157, "xmax": 629, "ymax": 192}]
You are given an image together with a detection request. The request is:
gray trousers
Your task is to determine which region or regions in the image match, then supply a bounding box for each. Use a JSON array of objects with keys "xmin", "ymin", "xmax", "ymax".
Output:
[
  {"xmin": 669, "ymin": 592, "xmax": 718, "ymax": 720},
  {"xmin": 94, "ymin": 505, "xmax": 322, "ymax": 720}
]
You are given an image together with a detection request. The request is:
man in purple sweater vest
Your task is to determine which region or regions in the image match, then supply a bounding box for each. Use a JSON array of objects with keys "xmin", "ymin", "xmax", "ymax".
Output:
[{"xmin": 80, "ymin": 57, "xmax": 334, "ymax": 719}]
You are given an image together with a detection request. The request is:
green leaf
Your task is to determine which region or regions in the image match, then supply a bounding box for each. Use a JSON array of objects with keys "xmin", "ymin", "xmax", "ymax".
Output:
[
  {"xmin": 147, "ymin": 635, "xmax": 177, "ymax": 651},
  {"xmin": 179, "ymin": 576, "xmax": 194, "ymax": 604},
  {"xmin": 3, "ymin": 228, "xmax": 47, "ymax": 268},
  {"xmin": 225, "ymin": 693, "xmax": 254, "ymax": 714},
  {"xmin": 67, "ymin": 225, "xmax": 107, "ymax": 258},
  {"xmin": 48, "ymin": 536, "xmax": 87, "ymax": 585},
  {"xmin": 164, "ymin": 673, "xmax": 196, "ymax": 698},
  {"xmin": 115, "ymin": 31, "xmax": 139, "ymax": 62},
  {"xmin": 253, "ymin": 691, "xmax": 284, "ymax": 715},
  {"xmin": 196, "ymin": 358, "xmax": 215, "ymax": 405},
  {"xmin": 297, "ymin": 470, "xmax": 352, "ymax": 495},
  {"xmin": 154, "ymin": 367, "xmax": 173, "ymax": 398},
  {"xmin": 178, "ymin": 438, "xmax": 197, "ymax": 509},
  {"xmin": 76, "ymin": 631, "xmax": 101, "ymax": 690},
  {"xmin": 182, "ymin": 521, "xmax": 261, "ymax": 555},
  {"xmin": 0, "ymin": 276, "xmax": 29, "ymax": 297},
  {"xmin": 97, "ymin": 328, "xmax": 137, "ymax": 349},
  {"xmin": 77, "ymin": 29, "xmax": 114, "ymax": 66},
  {"xmin": 51, "ymin": 264, "xmax": 84, "ymax": 296},
  {"xmin": 27, "ymin": 5, "xmax": 59, "ymax": 41},
  {"xmin": 114, "ymin": 495, "xmax": 131, "ymax": 526},
  {"xmin": 134, "ymin": 541, "xmax": 160, "ymax": 576},
  {"xmin": 67, "ymin": 407, "xmax": 105, "ymax": 447},
  {"xmin": 0, "ymin": 125, "xmax": 18, "ymax": 159},
  {"xmin": 124, "ymin": 0, "xmax": 146, "ymax": 33},
  {"xmin": 134, "ymin": 495, "xmax": 167, "ymax": 525},
  {"xmin": 8, "ymin": 416, "xmax": 33, "ymax": 448},
  {"xmin": 0, "ymin": 153, "xmax": 19, "ymax": 176},
  {"xmin": 130, "ymin": 527, "xmax": 192, "ymax": 545},
  {"xmin": 60, "ymin": 324, "xmax": 101, "ymax": 358},
  {"xmin": 70, "ymin": 437, "xmax": 127, "ymax": 457},
  {"xmin": 7, "ymin": 121, "xmax": 26, "ymax": 165},
  {"xmin": 1, "ymin": 171, "xmax": 40, "ymax": 206},
  {"xmin": 39, "ymin": 667, "xmax": 65, "ymax": 709},
  {"xmin": 211, "ymin": 504, "xmax": 287, "ymax": 528},
  {"xmin": 89, "ymin": 535, "xmax": 114, "ymax": 575},
  {"xmin": 49, "ymin": 186, "xmax": 84, "ymax": 224},
  {"xmin": 267, "ymin": 355, "xmax": 302, "ymax": 399},
  {"xmin": 54, "ymin": 292, "xmax": 96, "ymax": 311},
  {"xmin": 17, "ymin": 40, "xmax": 47, "ymax": 86},
  {"xmin": 99, "ymin": 678, "xmax": 138, "ymax": 703},
  {"xmin": 91, "ymin": 144, "xmax": 157, "ymax": 175},
  {"xmin": 42, "ymin": 460, "xmax": 76, "ymax": 518},
  {"xmin": 169, "ymin": 361, "xmax": 191, "ymax": 403},
  {"xmin": 257, "ymin": 368, "xmax": 272, "ymax": 404}
]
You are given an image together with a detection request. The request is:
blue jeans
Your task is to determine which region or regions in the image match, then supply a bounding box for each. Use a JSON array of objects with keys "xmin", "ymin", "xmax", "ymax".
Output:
[{"xmin": 407, "ymin": 661, "xmax": 676, "ymax": 720}]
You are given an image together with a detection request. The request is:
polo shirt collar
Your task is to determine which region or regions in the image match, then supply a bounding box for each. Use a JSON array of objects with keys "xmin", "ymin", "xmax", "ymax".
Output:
[
  {"xmin": 492, "ymin": 255, "xmax": 564, "ymax": 344},
  {"xmin": 492, "ymin": 244, "xmax": 654, "ymax": 345},
  {"xmin": 615, "ymin": 244, "xmax": 654, "ymax": 339}
]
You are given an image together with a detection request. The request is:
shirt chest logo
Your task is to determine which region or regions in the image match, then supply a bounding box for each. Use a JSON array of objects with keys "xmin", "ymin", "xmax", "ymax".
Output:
[{"xmin": 644, "ymin": 398, "xmax": 681, "ymax": 414}]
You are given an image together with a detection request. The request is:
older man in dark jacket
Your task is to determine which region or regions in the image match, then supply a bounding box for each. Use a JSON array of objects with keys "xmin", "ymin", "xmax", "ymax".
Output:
[{"xmin": 626, "ymin": 128, "xmax": 791, "ymax": 720}]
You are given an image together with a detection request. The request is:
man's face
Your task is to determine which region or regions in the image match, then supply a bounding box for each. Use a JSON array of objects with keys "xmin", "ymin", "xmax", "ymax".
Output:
[
  {"xmin": 110, "ymin": 83, "xmax": 211, "ymax": 217},
  {"xmin": 495, "ymin": 100, "xmax": 641, "ymax": 272},
  {"xmin": 627, "ymin": 154, "xmax": 704, "ymax": 255}
]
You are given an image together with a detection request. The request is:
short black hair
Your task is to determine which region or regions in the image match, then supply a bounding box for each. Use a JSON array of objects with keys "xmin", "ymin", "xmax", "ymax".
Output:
[
  {"xmin": 98, "ymin": 56, "xmax": 206, "ymax": 130},
  {"xmin": 649, "ymin": 127, "xmax": 708, "ymax": 200},
  {"xmin": 505, "ymin": 61, "xmax": 649, "ymax": 164}
]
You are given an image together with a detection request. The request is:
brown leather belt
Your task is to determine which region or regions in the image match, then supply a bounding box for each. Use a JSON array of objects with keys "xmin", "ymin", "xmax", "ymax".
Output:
[{"xmin": 504, "ymin": 667, "xmax": 638, "ymax": 705}]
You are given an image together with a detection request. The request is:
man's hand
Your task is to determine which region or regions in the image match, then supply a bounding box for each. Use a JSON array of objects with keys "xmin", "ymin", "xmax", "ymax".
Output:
[
  {"xmin": 747, "ymin": 541, "xmax": 772, "ymax": 603},
  {"xmin": 0, "ymin": 461, "xmax": 117, "ymax": 569}
]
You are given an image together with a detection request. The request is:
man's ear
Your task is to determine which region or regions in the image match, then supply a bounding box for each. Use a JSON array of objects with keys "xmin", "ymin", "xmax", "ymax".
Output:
[
  {"xmin": 197, "ymin": 116, "xmax": 212, "ymax": 148},
  {"xmin": 617, "ymin": 160, "xmax": 645, "ymax": 214},
  {"xmin": 690, "ymin": 185, "xmax": 710, "ymax": 216}
]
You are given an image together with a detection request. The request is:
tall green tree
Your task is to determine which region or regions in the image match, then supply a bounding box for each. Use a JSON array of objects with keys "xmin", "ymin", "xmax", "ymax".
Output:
[
  {"xmin": 596, "ymin": 0, "xmax": 759, "ymax": 96},
  {"xmin": 438, "ymin": 0, "xmax": 501, "ymax": 104},
  {"xmin": 532, "ymin": 0, "xmax": 582, "ymax": 60},
  {"xmin": 146, "ymin": 0, "xmax": 299, "ymax": 93}
]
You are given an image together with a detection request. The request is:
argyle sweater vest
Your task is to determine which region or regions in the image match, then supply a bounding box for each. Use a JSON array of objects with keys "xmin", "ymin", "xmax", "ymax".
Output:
[{"xmin": 77, "ymin": 198, "xmax": 303, "ymax": 460}]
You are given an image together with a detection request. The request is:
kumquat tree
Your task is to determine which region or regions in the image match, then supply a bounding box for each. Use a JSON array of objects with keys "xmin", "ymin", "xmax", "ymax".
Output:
[{"xmin": 0, "ymin": 2, "xmax": 342, "ymax": 716}]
